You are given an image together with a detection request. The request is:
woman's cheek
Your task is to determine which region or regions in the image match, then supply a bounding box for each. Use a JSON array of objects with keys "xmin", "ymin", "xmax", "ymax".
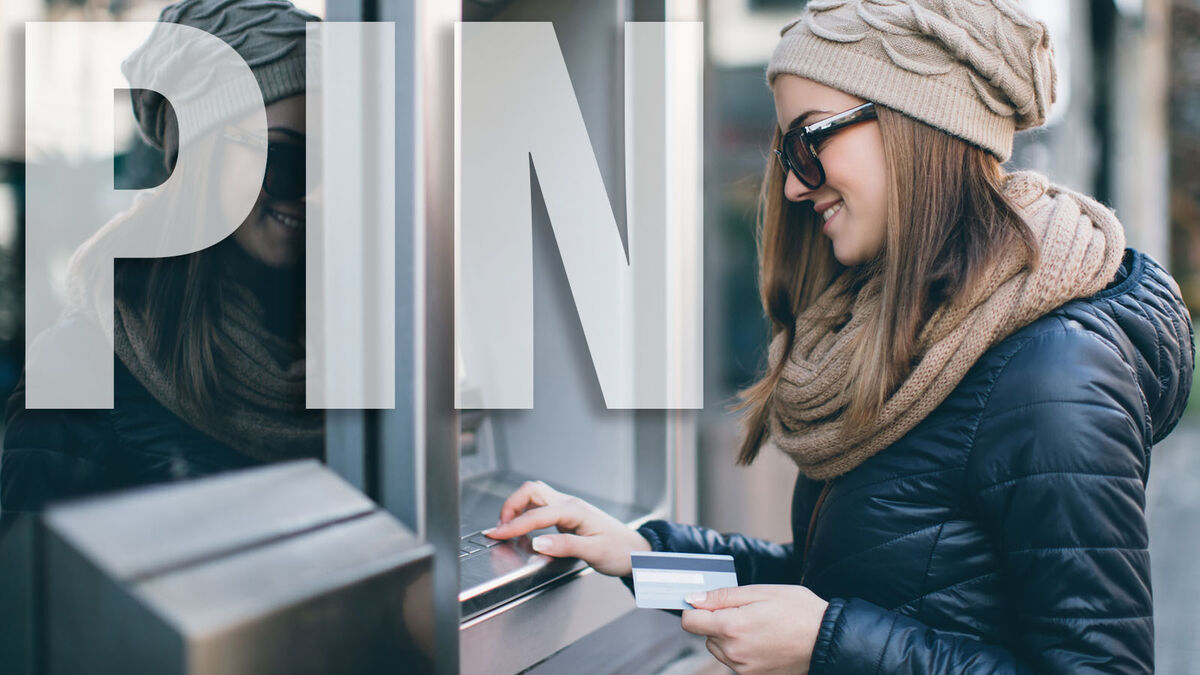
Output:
[
  {"xmin": 860, "ymin": 213, "xmax": 886, "ymax": 261},
  {"xmin": 217, "ymin": 146, "xmax": 267, "ymax": 223}
]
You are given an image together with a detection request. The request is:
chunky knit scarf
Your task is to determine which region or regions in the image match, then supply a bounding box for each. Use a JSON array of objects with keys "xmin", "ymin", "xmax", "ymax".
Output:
[
  {"xmin": 113, "ymin": 277, "xmax": 324, "ymax": 463},
  {"xmin": 767, "ymin": 171, "xmax": 1126, "ymax": 479}
]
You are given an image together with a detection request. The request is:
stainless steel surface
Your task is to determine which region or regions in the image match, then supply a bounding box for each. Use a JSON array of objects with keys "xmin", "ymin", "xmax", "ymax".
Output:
[
  {"xmin": 331, "ymin": 0, "xmax": 464, "ymax": 672},
  {"xmin": 524, "ymin": 607, "xmax": 703, "ymax": 675},
  {"xmin": 671, "ymin": 410, "xmax": 700, "ymax": 526},
  {"xmin": 311, "ymin": 1, "xmax": 368, "ymax": 506},
  {"xmin": 456, "ymin": 504, "xmax": 679, "ymax": 673},
  {"xmin": 459, "ymin": 568, "xmax": 640, "ymax": 675},
  {"xmin": 41, "ymin": 461, "xmax": 435, "ymax": 674},
  {"xmin": 324, "ymin": 409, "xmax": 368, "ymax": 493},
  {"xmin": 457, "ymin": 471, "xmax": 653, "ymax": 620},
  {"xmin": 401, "ymin": 0, "xmax": 464, "ymax": 672},
  {"xmin": 42, "ymin": 461, "xmax": 373, "ymax": 581},
  {"xmin": 372, "ymin": 0, "xmax": 422, "ymax": 536}
]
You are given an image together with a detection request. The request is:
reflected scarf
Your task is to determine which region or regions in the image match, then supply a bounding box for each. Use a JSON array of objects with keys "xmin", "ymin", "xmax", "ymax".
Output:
[
  {"xmin": 114, "ymin": 277, "xmax": 323, "ymax": 463},
  {"xmin": 767, "ymin": 171, "xmax": 1126, "ymax": 479}
]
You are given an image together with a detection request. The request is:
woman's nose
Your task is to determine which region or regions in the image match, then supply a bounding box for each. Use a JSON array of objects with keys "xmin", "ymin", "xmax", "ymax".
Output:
[{"xmin": 783, "ymin": 169, "xmax": 813, "ymax": 203}]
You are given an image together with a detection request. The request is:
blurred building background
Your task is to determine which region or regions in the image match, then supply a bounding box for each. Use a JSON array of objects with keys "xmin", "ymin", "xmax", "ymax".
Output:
[{"xmin": 0, "ymin": 0, "xmax": 1197, "ymax": 671}]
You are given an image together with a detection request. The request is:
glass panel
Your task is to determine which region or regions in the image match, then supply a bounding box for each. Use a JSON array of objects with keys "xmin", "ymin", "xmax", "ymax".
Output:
[{"xmin": 5, "ymin": 0, "xmax": 331, "ymax": 515}]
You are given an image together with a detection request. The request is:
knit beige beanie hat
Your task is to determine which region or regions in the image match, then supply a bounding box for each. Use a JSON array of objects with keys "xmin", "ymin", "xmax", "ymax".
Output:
[{"xmin": 767, "ymin": 0, "xmax": 1056, "ymax": 162}]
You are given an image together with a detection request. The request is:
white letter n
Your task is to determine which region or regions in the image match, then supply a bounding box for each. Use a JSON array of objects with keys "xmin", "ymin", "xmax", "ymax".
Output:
[{"xmin": 455, "ymin": 21, "xmax": 702, "ymax": 410}]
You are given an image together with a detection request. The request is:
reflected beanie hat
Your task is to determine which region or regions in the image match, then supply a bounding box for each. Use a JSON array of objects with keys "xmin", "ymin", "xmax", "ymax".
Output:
[
  {"xmin": 766, "ymin": 0, "xmax": 1056, "ymax": 162},
  {"xmin": 122, "ymin": 0, "xmax": 318, "ymax": 152}
]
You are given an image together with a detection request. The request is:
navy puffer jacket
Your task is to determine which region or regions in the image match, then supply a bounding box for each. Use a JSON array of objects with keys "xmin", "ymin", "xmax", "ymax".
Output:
[
  {"xmin": 637, "ymin": 248, "xmax": 1194, "ymax": 673},
  {"xmin": 0, "ymin": 315, "xmax": 260, "ymax": 516}
]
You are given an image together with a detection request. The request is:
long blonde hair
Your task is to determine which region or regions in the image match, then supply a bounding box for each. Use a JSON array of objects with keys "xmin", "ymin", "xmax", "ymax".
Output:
[{"xmin": 735, "ymin": 106, "xmax": 1040, "ymax": 465}]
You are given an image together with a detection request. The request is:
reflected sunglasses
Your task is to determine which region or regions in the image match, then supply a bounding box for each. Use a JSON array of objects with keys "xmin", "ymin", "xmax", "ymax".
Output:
[
  {"xmin": 774, "ymin": 102, "xmax": 877, "ymax": 190},
  {"xmin": 221, "ymin": 126, "xmax": 316, "ymax": 201}
]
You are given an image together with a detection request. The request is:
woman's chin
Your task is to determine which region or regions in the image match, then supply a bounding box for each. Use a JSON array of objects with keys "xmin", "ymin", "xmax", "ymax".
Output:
[
  {"xmin": 832, "ymin": 245, "xmax": 862, "ymax": 267},
  {"xmin": 236, "ymin": 238, "xmax": 304, "ymax": 270},
  {"xmin": 831, "ymin": 238, "xmax": 881, "ymax": 268},
  {"xmin": 257, "ymin": 249, "xmax": 304, "ymax": 269}
]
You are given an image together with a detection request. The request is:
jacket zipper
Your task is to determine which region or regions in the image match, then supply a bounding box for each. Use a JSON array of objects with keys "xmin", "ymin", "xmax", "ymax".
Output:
[{"xmin": 800, "ymin": 479, "xmax": 833, "ymax": 586}]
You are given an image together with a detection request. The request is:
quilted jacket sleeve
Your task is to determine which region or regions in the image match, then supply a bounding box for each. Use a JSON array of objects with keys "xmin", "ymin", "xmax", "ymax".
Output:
[
  {"xmin": 634, "ymin": 519, "xmax": 798, "ymax": 586},
  {"xmin": 1, "ymin": 316, "xmax": 129, "ymax": 516},
  {"xmin": 1, "ymin": 375, "xmax": 121, "ymax": 515},
  {"xmin": 810, "ymin": 321, "xmax": 1155, "ymax": 674}
]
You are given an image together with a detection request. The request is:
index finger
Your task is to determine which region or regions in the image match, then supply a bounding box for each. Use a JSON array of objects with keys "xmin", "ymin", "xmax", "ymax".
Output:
[
  {"xmin": 498, "ymin": 480, "xmax": 557, "ymax": 524},
  {"xmin": 488, "ymin": 501, "xmax": 581, "ymax": 540}
]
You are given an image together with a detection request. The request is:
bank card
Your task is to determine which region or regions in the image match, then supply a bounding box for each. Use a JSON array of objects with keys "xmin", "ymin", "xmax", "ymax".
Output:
[{"xmin": 630, "ymin": 551, "xmax": 738, "ymax": 610}]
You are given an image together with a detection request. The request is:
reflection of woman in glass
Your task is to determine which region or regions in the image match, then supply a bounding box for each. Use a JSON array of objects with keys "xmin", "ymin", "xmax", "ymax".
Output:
[
  {"xmin": 1, "ymin": 0, "xmax": 321, "ymax": 514},
  {"xmin": 491, "ymin": 3, "xmax": 1193, "ymax": 673}
]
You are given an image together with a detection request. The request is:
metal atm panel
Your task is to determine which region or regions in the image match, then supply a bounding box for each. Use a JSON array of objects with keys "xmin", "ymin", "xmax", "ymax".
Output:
[
  {"xmin": 38, "ymin": 461, "xmax": 434, "ymax": 674},
  {"xmin": 453, "ymin": 0, "xmax": 702, "ymax": 671},
  {"xmin": 454, "ymin": 0, "xmax": 670, "ymax": 621}
]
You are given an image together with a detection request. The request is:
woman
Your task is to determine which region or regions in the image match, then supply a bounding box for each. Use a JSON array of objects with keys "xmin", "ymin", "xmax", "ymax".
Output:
[
  {"xmin": 0, "ymin": 0, "xmax": 322, "ymax": 513},
  {"xmin": 488, "ymin": 2, "xmax": 1194, "ymax": 673}
]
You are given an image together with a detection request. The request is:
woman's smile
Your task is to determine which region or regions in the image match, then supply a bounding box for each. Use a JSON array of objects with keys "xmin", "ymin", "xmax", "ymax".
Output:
[
  {"xmin": 264, "ymin": 204, "xmax": 304, "ymax": 233},
  {"xmin": 817, "ymin": 199, "xmax": 844, "ymax": 233}
]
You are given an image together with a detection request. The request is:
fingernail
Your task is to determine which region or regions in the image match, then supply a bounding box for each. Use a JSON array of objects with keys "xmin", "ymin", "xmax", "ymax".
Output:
[
  {"xmin": 684, "ymin": 592, "xmax": 706, "ymax": 605},
  {"xmin": 531, "ymin": 536, "xmax": 551, "ymax": 553},
  {"xmin": 481, "ymin": 527, "xmax": 496, "ymax": 536}
]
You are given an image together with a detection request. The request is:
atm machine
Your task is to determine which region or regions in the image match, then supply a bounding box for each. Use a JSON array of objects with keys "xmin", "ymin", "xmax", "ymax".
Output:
[
  {"xmin": 448, "ymin": 0, "xmax": 705, "ymax": 672},
  {"xmin": 362, "ymin": 0, "xmax": 707, "ymax": 671}
]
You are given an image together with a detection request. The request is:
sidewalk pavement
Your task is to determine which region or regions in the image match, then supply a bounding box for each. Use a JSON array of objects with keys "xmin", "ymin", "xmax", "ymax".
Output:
[{"xmin": 1147, "ymin": 416, "xmax": 1200, "ymax": 674}]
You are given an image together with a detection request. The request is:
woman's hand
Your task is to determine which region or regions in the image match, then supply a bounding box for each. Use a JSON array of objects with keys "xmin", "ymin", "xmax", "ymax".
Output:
[
  {"xmin": 681, "ymin": 584, "xmax": 829, "ymax": 675},
  {"xmin": 485, "ymin": 480, "xmax": 651, "ymax": 577}
]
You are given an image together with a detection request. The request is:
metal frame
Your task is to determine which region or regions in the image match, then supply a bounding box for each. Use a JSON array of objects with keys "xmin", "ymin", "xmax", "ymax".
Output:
[{"xmin": 323, "ymin": 1, "xmax": 461, "ymax": 673}]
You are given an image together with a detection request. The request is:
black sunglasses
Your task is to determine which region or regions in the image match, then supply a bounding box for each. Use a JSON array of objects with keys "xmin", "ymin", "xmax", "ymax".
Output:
[
  {"xmin": 774, "ymin": 102, "xmax": 877, "ymax": 190},
  {"xmin": 221, "ymin": 126, "xmax": 317, "ymax": 201}
]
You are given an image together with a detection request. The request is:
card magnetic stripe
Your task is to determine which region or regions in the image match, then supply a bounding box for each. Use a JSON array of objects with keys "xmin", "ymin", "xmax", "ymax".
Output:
[{"xmin": 630, "ymin": 554, "xmax": 736, "ymax": 573}]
